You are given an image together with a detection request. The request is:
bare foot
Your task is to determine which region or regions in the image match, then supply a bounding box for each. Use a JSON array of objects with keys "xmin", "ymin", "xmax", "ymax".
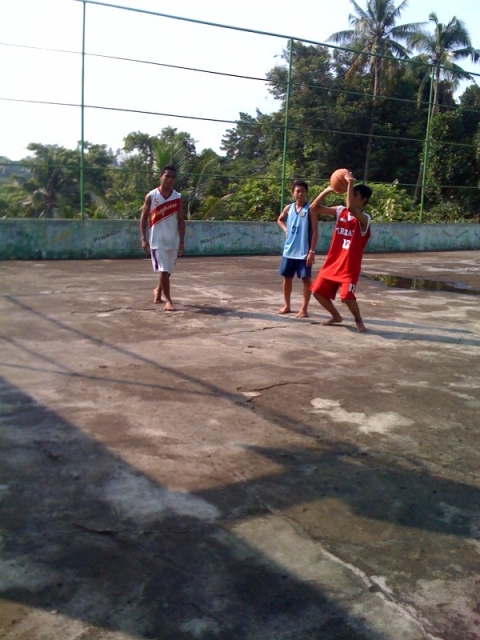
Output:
[
  {"xmin": 164, "ymin": 300, "xmax": 174, "ymax": 312},
  {"xmin": 278, "ymin": 306, "xmax": 292, "ymax": 314},
  {"xmin": 153, "ymin": 288, "xmax": 162, "ymax": 304},
  {"xmin": 296, "ymin": 309, "xmax": 309, "ymax": 318},
  {"xmin": 322, "ymin": 314, "xmax": 343, "ymax": 326},
  {"xmin": 355, "ymin": 319, "xmax": 367, "ymax": 333}
]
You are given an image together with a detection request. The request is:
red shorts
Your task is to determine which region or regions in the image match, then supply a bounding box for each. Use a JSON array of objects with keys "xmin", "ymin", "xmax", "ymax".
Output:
[{"xmin": 311, "ymin": 276, "xmax": 357, "ymax": 301}]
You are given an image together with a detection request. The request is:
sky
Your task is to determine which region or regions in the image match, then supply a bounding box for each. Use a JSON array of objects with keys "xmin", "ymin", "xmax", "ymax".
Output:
[{"xmin": 1, "ymin": 0, "xmax": 479, "ymax": 161}]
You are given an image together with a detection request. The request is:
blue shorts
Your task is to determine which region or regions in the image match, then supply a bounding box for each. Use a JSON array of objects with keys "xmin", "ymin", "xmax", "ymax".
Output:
[{"xmin": 279, "ymin": 257, "xmax": 311, "ymax": 279}]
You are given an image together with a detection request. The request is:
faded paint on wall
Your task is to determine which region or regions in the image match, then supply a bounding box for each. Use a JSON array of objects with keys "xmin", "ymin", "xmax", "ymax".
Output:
[{"xmin": 1, "ymin": 219, "xmax": 479, "ymax": 260}]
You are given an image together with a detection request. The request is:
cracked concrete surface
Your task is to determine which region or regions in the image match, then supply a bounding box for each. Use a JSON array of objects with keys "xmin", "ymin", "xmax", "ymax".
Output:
[{"xmin": 0, "ymin": 252, "xmax": 479, "ymax": 640}]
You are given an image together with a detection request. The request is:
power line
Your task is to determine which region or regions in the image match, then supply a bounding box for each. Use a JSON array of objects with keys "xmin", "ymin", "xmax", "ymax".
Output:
[
  {"xmin": 2, "ymin": 96, "xmax": 478, "ymax": 150},
  {"xmin": 2, "ymin": 40, "xmax": 480, "ymax": 115}
]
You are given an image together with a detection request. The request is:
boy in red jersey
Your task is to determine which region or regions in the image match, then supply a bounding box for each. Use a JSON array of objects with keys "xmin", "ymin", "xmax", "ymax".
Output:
[
  {"xmin": 140, "ymin": 164, "xmax": 185, "ymax": 311},
  {"xmin": 310, "ymin": 170, "xmax": 372, "ymax": 332}
]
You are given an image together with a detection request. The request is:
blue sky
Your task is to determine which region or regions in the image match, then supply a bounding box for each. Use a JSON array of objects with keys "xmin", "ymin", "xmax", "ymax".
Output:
[{"xmin": 1, "ymin": 0, "xmax": 479, "ymax": 160}]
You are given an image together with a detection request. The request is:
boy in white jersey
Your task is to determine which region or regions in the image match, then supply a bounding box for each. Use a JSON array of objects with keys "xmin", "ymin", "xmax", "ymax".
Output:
[
  {"xmin": 277, "ymin": 180, "xmax": 318, "ymax": 318},
  {"xmin": 140, "ymin": 164, "xmax": 185, "ymax": 311}
]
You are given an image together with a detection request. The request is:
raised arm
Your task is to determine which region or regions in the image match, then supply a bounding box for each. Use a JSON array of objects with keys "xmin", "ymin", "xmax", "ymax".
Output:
[
  {"xmin": 345, "ymin": 171, "xmax": 369, "ymax": 231},
  {"xmin": 140, "ymin": 194, "xmax": 151, "ymax": 255},
  {"xmin": 310, "ymin": 186, "xmax": 338, "ymax": 216}
]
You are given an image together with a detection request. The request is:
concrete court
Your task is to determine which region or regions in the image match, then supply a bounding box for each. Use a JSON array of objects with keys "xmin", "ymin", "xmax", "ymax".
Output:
[{"xmin": 0, "ymin": 251, "xmax": 479, "ymax": 640}]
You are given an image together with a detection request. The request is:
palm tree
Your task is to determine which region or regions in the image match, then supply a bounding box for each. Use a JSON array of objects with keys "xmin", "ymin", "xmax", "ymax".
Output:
[
  {"xmin": 408, "ymin": 13, "xmax": 479, "ymax": 116},
  {"xmin": 185, "ymin": 151, "xmax": 232, "ymax": 220},
  {"xmin": 152, "ymin": 139, "xmax": 230, "ymax": 220},
  {"xmin": 17, "ymin": 144, "xmax": 79, "ymax": 217},
  {"xmin": 329, "ymin": 0, "xmax": 422, "ymax": 180}
]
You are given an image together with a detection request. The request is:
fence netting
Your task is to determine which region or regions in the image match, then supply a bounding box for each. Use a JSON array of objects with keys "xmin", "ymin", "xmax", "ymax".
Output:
[{"xmin": 1, "ymin": 0, "xmax": 479, "ymax": 223}]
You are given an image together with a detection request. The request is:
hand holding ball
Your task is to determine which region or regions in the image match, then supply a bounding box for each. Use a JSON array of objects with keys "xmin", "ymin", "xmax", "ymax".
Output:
[{"xmin": 330, "ymin": 168, "xmax": 352, "ymax": 193}]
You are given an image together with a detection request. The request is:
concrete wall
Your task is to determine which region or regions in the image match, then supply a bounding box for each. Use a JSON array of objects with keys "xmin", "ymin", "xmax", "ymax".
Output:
[{"xmin": 1, "ymin": 219, "xmax": 479, "ymax": 260}]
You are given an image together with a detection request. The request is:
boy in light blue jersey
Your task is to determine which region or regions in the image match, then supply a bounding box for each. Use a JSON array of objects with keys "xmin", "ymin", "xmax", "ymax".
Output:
[{"xmin": 277, "ymin": 180, "xmax": 318, "ymax": 318}]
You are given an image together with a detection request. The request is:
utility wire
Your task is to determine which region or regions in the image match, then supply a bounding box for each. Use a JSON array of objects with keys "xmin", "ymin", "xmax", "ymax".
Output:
[
  {"xmin": 1, "ymin": 96, "xmax": 478, "ymax": 149},
  {"xmin": 2, "ymin": 41, "xmax": 480, "ymax": 116}
]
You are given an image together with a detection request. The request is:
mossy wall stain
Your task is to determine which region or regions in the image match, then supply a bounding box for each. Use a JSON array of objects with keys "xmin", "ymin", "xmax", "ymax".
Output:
[{"xmin": 1, "ymin": 220, "xmax": 479, "ymax": 260}]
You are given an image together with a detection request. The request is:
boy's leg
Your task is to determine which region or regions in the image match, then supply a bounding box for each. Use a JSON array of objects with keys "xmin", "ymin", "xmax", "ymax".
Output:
[
  {"xmin": 310, "ymin": 277, "xmax": 342, "ymax": 325},
  {"xmin": 153, "ymin": 280, "xmax": 162, "ymax": 304},
  {"xmin": 279, "ymin": 277, "xmax": 293, "ymax": 314},
  {"xmin": 297, "ymin": 277, "xmax": 312, "ymax": 318},
  {"xmin": 152, "ymin": 249, "xmax": 178, "ymax": 311},
  {"xmin": 312, "ymin": 292, "xmax": 343, "ymax": 325},
  {"xmin": 343, "ymin": 298, "xmax": 366, "ymax": 332},
  {"xmin": 160, "ymin": 272, "xmax": 174, "ymax": 311},
  {"xmin": 151, "ymin": 250, "xmax": 162, "ymax": 303}
]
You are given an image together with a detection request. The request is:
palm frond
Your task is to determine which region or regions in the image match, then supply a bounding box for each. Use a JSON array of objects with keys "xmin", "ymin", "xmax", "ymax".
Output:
[{"xmin": 199, "ymin": 194, "xmax": 233, "ymax": 221}]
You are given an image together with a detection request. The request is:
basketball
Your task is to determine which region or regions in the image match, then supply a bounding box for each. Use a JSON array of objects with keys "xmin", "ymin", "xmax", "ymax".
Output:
[{"xmin": 330, "ymin": 168, "xmax": 349, "ymax": 193}]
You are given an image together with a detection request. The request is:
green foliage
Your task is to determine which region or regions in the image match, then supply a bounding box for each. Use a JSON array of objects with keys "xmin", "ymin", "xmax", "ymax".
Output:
[
  {"xmin": 328, "ymin": 0, "xmax": 424, "ymax": 180},
  {"xmin": 367, "ymin": 181, "xmax": 419, "ymax": 221},
  {"xmin": 224, "ymin": 160, "xmax": 297, "ymax": 221},
  {"xmin": 459, "ymin": 85, "xmax": 480, "ymax": 138},
  {"xmin": 310, "ymin": 180, "xmax": 423, "ymax": 223},
  {"xmin": 408, "ymin": 12, "xmax": 479, "ymax": 116},
  {"xmin": 0, "ymin": 157, "xmax": 30, "ymax": 184},
  {"xmin": 420, "ymin": 200, "xmax": 474, "ymax": 223},
  {"xmin": 2, "ymin": 8, "xmax": 480, "ymax": 223},
  {"xmin": 425, "ymin": 111, "xmax": 480, "ymax": 217},
  {"xmin": 225, "ymin": 176, "xmax": 282, "ymax": 221},
  {"xmin": 1, "ymin": 143, "xmax": 115, "ymax": 218},
  {"xmin": 0, "ymin": 181, "xmax": 28, "ymax": 218},
  {"xmin": 97, "ymin": 155, "xmax": 152, "ymax": 219}
]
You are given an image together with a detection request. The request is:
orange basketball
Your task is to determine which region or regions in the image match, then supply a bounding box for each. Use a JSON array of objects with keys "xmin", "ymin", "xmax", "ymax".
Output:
[{"xmin": 330, "ymin": 168, "xmax": 348, "ymax": 193}]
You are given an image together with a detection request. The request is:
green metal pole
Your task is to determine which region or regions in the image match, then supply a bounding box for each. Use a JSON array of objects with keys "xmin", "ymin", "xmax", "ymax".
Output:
[
  {"xmin": 80, "ymin": 1, "xmax": 86, "ymax": 219},
  {"xmin": 419, "ymin": 66, "xmax": 434, "ymax": 223},
  {"xmin": 281, "ymin": 39, "xmax": 293, "ymax": 211}
]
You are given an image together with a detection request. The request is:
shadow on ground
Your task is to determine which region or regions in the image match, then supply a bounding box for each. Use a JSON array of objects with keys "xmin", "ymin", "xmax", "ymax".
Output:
[{"xmin": 2, "ymin": 253, "xmax": 480, "ymax": 639}]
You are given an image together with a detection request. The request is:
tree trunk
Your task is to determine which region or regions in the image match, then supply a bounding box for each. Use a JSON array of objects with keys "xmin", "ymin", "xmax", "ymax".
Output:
[
  {"xmin": 432, "ymin": 65, "xmax": 441, "ymax": 117},
  {"xmin": 363, "ymin": 62, "xmax": 379, "ymax": 182},
  {"xmin": 363, "ymin": 119, "xmax": 374, "ymax": 183},
  {"xmin": 414, "ymin": 162, "xmax": 423, "ymax": 203}
]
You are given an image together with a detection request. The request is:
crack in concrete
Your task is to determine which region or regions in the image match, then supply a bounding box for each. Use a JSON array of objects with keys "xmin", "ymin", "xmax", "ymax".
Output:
[
  {"xmin": 224, "ymin": 325, "xmax": 285, "ymax": 334},
  {"xmin": 237, "ymin": 382, "xmax": 308, "ymax": 392},
  {"xmin": 275, "ymin": 510, "xmax": 445, "ymax": 640}
]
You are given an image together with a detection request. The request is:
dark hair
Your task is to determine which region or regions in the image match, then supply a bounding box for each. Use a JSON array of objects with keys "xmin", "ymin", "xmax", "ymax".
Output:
[
  {"xmin": 160, "ymin": 164, "xmax": 177, "ymax": 176},
  {"xmin": 292, "ymin": 179, "xmax": 308, "ymax": 193},
  {"xmin": 354, "ymin": 184, "xmax": 372, "ymax": 203}
]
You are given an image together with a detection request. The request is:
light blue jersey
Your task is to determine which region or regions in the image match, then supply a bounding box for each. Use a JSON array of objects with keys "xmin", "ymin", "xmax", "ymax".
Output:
[{"xmin": 283, "ymin": 202, "xmax": 311, "ymax": 259}]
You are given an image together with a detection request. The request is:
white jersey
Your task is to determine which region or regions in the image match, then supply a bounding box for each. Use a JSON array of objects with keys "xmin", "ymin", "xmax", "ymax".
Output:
[{"xmin": 148, "ymin": 188, "xmax": 181, "ymax": 250}]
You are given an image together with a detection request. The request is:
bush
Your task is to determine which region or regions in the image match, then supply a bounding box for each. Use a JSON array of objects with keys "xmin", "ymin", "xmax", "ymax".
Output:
[{"xmin": 367, "ymin": 182, "xmax": 419, "ymax": 222}]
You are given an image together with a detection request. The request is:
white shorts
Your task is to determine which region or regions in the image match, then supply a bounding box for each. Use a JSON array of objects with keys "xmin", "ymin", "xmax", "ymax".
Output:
[{"xmin": 150, "ymin": 248, "xmax": 177, "ymax": 273}]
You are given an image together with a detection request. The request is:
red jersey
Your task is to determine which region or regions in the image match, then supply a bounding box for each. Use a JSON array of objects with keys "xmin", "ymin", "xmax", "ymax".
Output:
[{"xmin": 320, "ymin": 206, "xmax": 371, "ymax": 283}]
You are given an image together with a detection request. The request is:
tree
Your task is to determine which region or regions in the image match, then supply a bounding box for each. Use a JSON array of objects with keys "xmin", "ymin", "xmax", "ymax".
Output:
[
  {"xmin": 14, "ymin": 144, "xmax": 80, "ymax": 217},
  {"xmin": 11, "ymin": 143, "xmax": 114, "ymax": 218},
  {"xmin": 92, "ymin": 153, "xmax": 150, "ymax": 219},
  {"xmin": 459, "ymin": 84, "xmax": 480, "ymax": 139},
  {"xmin": 93, "ymin": 129, "xmax": 227, "ymax": 220},
  {"xmin": 408, "ymin": 13, "xmax": 480, "ymax": 116},
  {"xmin": 225, "ymin": 159, "xmax": 297, "ymax": 221},
  {"xmin": 0, "ymin": 157, "xmax": 30, "ymax": 184},
  {"xmin": 184, "ymin": 149, "xmax": 231, "ymax": 220},
  {"xmin": 425, "ymin": 110, "xmax": 480, "ymax": 217},
  {"xmin": 266, "ymin": 42, "xmax": 336, "ymax": 180},
  {"xmin": 328, "ymin": 0, "xmax": 422, "ymax": 180},
  {"xmin": 221, "ymin": 111, "xmax": 275, "ymax": 176}
]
